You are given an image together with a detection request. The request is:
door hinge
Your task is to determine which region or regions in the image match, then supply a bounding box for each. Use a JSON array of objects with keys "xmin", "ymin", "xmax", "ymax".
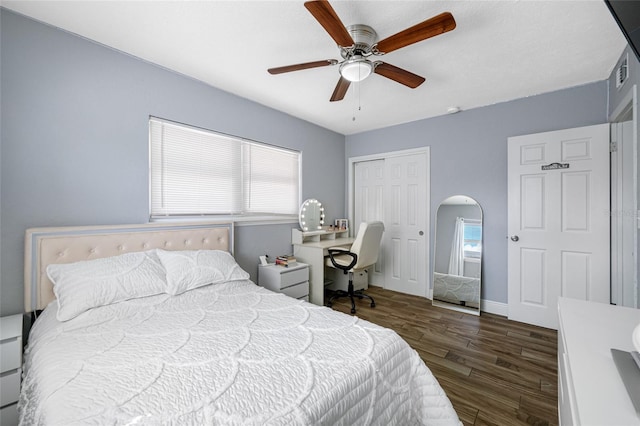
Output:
[{"xmin": 610, "ymin": 141, "xmax": 618, "ymax": 152}]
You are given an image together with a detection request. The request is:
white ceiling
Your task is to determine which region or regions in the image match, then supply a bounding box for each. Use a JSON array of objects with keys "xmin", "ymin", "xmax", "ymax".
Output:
[{"xmin": 2, "ymin": 0, "xmax": 627, "ymax": 135}]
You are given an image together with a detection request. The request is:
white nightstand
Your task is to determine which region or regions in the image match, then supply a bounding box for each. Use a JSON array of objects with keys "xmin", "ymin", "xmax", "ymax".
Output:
[
  {"xmin": 1, "ymin": 314, "xmax": 23, "ymax": 426},
  {"xmin": 258, "ymin": 263, "xmax": 309, "ymax": 301}
]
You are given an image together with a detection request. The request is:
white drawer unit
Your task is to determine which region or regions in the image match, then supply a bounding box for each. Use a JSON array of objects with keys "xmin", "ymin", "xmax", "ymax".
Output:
[
  {"xmin": 258, "ymin": 263, "xmax": 309, "ymax": 300},
  {"xmin": 558, "ymin": 297, "xmax": 640, "ymax": 425},
  {"xmin": 1, "ymin": 314, "xmax": 23, "ymax": 426}
]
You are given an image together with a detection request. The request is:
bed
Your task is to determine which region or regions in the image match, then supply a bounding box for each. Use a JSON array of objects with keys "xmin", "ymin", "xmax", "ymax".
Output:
[
  {"xmin": 433, "ymin": 272, "xmax": 480, "ymax": 309},
  {"xmin": 19, "ymin": 222, "xmax": 460, "ymax": 425}
]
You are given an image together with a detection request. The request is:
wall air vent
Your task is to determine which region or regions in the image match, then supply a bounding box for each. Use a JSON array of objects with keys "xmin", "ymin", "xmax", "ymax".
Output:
[{"xmin": 616, "ymin": 53, "xmax": 628, "ymax": 89}]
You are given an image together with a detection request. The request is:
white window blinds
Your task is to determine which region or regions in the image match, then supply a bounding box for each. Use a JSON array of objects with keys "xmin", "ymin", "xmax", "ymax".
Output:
[{"xmin": 150, "ymin": 118, "xmax": 300, "ymax": 218}]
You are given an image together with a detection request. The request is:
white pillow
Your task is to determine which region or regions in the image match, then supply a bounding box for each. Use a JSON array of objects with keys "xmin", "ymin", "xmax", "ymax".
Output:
[
  {"xmin": 47, "ymin": 250, "xmax": 167, "ymax": 321},
  {"xmin": 157, "ymin": 249, "xmax": 249, "ymax": 295}
]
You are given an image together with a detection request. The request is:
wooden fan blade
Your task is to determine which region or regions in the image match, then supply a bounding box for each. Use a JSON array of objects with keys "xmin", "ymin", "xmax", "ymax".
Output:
[
  {"xmin": 375, "ymin": 12, "xmax": 456, "ymax": 54},
  {"xmin": 374, "ymin": 62, "xmax": 425, "ymax": 88},
  {"xmin": 304, "ymin": 0, "xmax": 354, "ymax": 47},
  {"xmin": 268, "ymin": 60, "xmax": 337, "ymax": 75},
  {"xmin": 330, "ymin": 77, "xmax": 351, "ymax": 102}
]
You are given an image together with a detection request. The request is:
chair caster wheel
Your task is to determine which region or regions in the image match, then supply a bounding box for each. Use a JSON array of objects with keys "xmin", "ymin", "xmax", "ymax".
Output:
[
  {"xmin": 327, "ymin": 303, "xmax": 333, "ymax": 308},
  {"xmin": 371, "ymin": 302, "xmax": 376, "ymax": 308},
  {"xmin": 351, "ymin": 308, "xmax": 356, "ymax": 314}
]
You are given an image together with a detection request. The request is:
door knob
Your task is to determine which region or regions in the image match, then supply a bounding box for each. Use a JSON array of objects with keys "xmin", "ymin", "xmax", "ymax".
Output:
[
  {"xmin": 510, "ymin": 235, "xmax": 519, "ymax": 242},
  {"xmin": 419, "ymin": 231, "xmax": 424, "ymax": 236}
]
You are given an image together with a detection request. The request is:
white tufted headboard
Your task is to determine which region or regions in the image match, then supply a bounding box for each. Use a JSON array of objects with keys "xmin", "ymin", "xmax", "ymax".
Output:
[{"xmin": 24, "ymin": 222, "xmax": 234, "ymax": 312}]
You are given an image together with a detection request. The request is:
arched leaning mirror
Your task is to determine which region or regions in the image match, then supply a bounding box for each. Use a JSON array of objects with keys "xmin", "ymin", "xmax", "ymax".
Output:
[
  {"xmin": 299, "ymin": 199, "xmax": 325, "ymax": 232},
  {"xmin": 433, "ymin": 195, "xmax": 482, "ymax": 315}
]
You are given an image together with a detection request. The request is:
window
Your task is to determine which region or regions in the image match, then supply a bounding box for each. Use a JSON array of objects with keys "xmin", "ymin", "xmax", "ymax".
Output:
[
  {"xmin": 463, "ymin": 219, "xmax": 482, "ymax": 258},
  {"xmin": 150, "ymin": 117, "xmax": 300, "ymax": 219}
]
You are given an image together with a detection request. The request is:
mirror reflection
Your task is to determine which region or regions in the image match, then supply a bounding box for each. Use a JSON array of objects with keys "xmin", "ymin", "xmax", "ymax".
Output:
[
  {"xmin": 433, "ymin": 195, "xmax": 482, "ymax": 315},
  {"xmin": 299, "ymin": 198, "xmax": 325, "ymax": 231}
]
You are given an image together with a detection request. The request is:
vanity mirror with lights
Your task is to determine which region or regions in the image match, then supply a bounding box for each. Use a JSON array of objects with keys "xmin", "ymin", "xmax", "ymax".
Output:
[
  {"xmin": 292, "ymin": 199, "xmax": 349, "ymax": 244},
  {"xmin": 299, "ymin": 198, "xmax": 325, "ymax": 231},
  {"xmin": 433, "ymin": 195, "xmax": 483, "ymax": 315}
]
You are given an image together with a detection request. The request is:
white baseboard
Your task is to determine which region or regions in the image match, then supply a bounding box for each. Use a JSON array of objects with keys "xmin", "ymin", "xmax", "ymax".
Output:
[
  {"xmin": 427, "ymin": 288, "xmax": 508, "ymax": 317},
  {"xmin": 480, "ymin": 299, "xmax": 508, "ymax": 316}
]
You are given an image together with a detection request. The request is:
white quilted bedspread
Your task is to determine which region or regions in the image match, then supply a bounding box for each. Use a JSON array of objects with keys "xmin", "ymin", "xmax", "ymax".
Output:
[{"xmin": 20, "ymin": 280, "xmax": 460, "ymax": 425}]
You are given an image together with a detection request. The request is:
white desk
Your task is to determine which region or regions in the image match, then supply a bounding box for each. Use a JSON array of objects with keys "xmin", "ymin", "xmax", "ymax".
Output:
[{"xmin": 292, "ymin": 230, "xmax": 354, "ymax": 306}]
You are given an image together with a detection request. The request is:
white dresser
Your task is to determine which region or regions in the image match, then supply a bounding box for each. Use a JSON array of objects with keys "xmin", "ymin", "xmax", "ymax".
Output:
[
  {"xmin": 258, "ymin": 263, "xmax": 310, "ymax": 301},
  {"xmin": 558, "ymin": 297, "xmax": 640, "ymax": 425},
  {"xmin": 1, "ymin": 314, "xmax": 23, "ymax": 426}
]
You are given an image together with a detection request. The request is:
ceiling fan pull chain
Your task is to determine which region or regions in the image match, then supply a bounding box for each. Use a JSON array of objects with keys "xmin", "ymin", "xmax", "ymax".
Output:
[
  {"xmin": 352, "ymin": 84, "xmax": 357, "ymax": 121},
  {"xmin": 351, "ymin": 84, "xmax": 360, "ymax": 121},
  {"xmin": 352, "ymin": 82, "xmax": 363, "ymax": 122}
]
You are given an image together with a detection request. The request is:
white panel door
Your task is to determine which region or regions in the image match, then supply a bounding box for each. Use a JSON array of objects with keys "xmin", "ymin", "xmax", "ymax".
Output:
[
  {"xmin": 384, "ymin": 153, "xmax": 428, "ymax": 296},
  {"xmin": 354, "ymin": 160, "xmax": 385, "ymax": 284},
  {"xmin": 508, "ymin": 124, "xmax": 610, "ymax": 329},
  {"xmin": 610, "ymin": 120, "xmax": 637, "ymax": 307}
]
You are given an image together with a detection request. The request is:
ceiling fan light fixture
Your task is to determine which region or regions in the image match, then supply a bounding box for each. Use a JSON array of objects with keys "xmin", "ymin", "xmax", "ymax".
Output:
[{"xmin": 339, "ymin": 57, "xmax": 373, "ymax": 82}]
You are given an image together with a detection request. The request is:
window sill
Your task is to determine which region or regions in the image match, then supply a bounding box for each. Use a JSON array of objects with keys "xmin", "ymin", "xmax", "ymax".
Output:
[{"xmin": 149, "ymin": 215, "xmax": 298, "ymax": 227}]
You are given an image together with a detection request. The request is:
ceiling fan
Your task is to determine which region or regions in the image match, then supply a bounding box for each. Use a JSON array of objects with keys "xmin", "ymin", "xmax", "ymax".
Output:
[{"xmin": 268, "ymin": 0, "xmax": 456, "ymax": 102}]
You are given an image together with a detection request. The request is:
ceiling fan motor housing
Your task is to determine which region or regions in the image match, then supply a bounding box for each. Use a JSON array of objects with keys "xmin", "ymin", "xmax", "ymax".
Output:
[
  {"xmin": 344, "ymin": 24, "xmax": 378, "ymax": 56},
  {"xmin": 338, "ymin": 25, "xmax": 379, "ymax": 82}
]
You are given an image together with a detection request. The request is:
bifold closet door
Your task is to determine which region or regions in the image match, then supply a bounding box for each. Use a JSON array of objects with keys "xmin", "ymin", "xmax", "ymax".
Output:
[
  {"xmin": 353, "ymin": 152, "xmax": 428, "ymax": 297},
  {"xmin": 354, "ymin": 160, "xmax": 385, "ymax": 286}
]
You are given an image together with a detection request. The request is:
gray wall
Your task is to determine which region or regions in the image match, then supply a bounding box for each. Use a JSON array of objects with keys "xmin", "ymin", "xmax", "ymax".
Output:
[
  {"xmin": 608, "ymin": 46, "xmax": 640, "ymax": 117},
  {"xmin": 0, "ymin": 9, "xmax": 346, "ymax": 315},
  {"xmin": 0, "ymin": 8, "xmax": 620, "ymax": 313},
  {"xmin": 607, "ymin": 45, "xmax": 640, "ymax": 308},
  {"xmin": 346, "ymin": 82, "xmax": 609, "ymax": 304}
]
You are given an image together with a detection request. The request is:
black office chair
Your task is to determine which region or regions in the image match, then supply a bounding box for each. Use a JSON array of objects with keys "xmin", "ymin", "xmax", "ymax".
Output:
[{"xmin": 325, "ymin": 221, "xmax": 385, "ymax": 314}]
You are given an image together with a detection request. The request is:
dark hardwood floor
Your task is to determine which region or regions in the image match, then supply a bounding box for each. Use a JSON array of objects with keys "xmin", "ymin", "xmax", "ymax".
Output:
[{"xmin": 327, "ymin": 286, "xmax": 558, "ymax": 426}]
